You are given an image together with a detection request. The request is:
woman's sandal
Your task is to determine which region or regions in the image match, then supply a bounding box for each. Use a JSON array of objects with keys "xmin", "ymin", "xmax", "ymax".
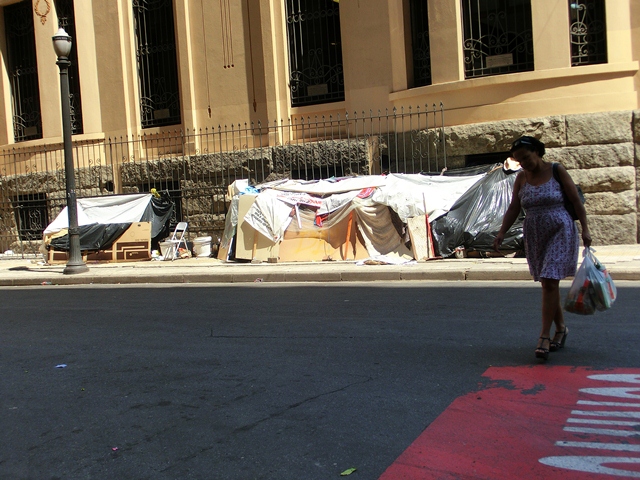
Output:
[
  {"xmin": 549, "ymin": 327, "xmax": 569, "ymax": 352},
  {"xmin": 535, "ymin": 337, "xmax": 550, "ymax": 360}
]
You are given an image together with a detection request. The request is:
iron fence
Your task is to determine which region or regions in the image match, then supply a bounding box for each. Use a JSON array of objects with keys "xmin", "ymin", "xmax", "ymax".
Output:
[{"xmin": 0, "ymin": 103, "xmax": 446, "ymax": 256}]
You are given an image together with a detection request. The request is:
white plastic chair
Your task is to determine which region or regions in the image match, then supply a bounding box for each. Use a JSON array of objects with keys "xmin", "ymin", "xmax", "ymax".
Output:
[{"xmin": 165, "ymin": 222, "xmax": 188, "ymax": 260}]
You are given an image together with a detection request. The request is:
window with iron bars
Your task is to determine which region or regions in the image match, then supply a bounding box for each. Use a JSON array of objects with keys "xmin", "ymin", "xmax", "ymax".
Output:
[
  {"xmin": 461, "ymin": 0, "xmax": 533, "ymax": 79},
  {"xmin": 12, "ymin": 193, "xmax": 49, "ymax": 242},
  {"xmin": 569, "ymin": 0, "xmax": 607, "ymax": 66},
  {"xmin": 54, "ymin": 0, "xmax": 84, "ymax": 135},
  {"xmin": 410, "ymin": 0, "xmax": 432, "ymax": 87},
  {"xmin": 285, "ymin": 0, "xmax": 345, "ymax": 107},
  {"xmin": 132, "ymin": 0, "xmax": 181, "ymax": 128},
  {"xmin": 4, "ymin": 0, "xmax": 43, "ymax": 142}
]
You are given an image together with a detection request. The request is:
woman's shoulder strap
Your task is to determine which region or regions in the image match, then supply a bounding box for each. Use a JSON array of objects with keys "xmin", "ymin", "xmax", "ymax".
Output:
[{"xmin": 551, "ymin": 162, "xmax": 561, "ymax": 183}]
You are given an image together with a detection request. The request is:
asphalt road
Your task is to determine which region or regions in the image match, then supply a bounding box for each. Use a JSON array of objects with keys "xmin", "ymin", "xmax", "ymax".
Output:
[{"xmin": 1, "ymin": 281, "xmax": 639, "ymax": 480}]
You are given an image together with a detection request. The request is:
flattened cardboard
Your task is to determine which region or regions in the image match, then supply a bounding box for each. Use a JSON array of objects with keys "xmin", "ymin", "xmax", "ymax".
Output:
[{"xmin": 235, "ymin": 194, "xmax": 280, "ymax": 262}]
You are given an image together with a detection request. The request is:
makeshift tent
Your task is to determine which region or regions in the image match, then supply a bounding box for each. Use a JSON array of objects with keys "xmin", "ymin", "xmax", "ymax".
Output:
[
  {"xmin": 43, "ymin": 193, "xmax": 174, "ymax": 261},
  {"xmin": 431, "ymin": 163, "xmax": 524, "ymax": 257},
  {"xmin": 218, "ymin": 172, "xmax": 489, "ymax": 263}
]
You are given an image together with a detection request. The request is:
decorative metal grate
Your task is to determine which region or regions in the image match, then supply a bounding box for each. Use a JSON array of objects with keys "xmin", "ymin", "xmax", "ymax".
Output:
[
  {"xmin": 285, "ymin": 0, "xmax": 345, "ymax": 107},
  {"xmin": 54, "ymin": 0, "xmax": 84, "ymax": 135},
  {"xmin": 12, "ymin": 193, "xmax": 49, "ymax": 242},
  {"xmin": 410, "ymin": 0, "xmax": 432, "ymax": 87},
  {"xmin": 4, "ymin": 0, "xmax": 43, "ymax": 142},
  {"xmin": 132, "ymin": 0, "xmax": 181, "ymax": 128},
  {"xmin": 569, "ymin": 1, "xmax": 607, "ymax": 66},
  {"xmin": 462, "ymin": 0, "xmax": 534, "ymax": 79}
]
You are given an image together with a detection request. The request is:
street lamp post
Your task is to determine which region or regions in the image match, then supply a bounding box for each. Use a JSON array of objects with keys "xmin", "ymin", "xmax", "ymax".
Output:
[{"xmin": 52, "ymin": 28, "xmax": 88, "ymax": 275}]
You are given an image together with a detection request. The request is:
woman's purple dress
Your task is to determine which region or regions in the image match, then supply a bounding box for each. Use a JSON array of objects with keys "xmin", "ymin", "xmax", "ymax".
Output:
[{"xmin": 519, "ymin": 175, "xmax": 579, "ymax": 281}]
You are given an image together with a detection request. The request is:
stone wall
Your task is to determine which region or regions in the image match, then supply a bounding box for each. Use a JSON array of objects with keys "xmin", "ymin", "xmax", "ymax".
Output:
[
  {"xmin": 0, "ymin": 165, "xmax": 114, "ymax": 253},
  {"xmin": 443, "ymin": 110, "xmax": 639, "ymax": 245}
]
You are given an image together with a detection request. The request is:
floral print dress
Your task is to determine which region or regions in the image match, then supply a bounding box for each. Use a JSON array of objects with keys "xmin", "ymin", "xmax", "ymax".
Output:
[{"xmin": 519, "ymin": 175, "xmax": 579, "ymax": 281}]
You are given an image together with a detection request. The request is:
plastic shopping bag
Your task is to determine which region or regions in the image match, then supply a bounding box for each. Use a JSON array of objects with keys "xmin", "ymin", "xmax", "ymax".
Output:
[{"xmin": 564, "ymin": 247, "xmax": 617, "ymax": 315}]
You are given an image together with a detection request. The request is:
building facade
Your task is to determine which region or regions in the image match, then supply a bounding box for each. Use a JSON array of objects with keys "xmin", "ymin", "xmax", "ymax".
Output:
[{"xmin": 0, "ymin": 0, "xmax": 638, "ymax": 251}]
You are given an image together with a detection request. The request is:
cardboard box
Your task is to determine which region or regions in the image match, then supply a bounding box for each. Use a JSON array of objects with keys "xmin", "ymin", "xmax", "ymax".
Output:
[
  {"xmin": 48, "ymin": 222, "xmax": 151, "ymax": 263},
  {"xmin": 235, "ymin": 195, "xmax": 280, "ymax": 262}
]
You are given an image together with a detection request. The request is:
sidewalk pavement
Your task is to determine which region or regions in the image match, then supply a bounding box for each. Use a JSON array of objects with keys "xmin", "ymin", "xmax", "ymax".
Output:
[{"xmin": 1, "ymin": 245, "xmax": 639, "ymax": 287}]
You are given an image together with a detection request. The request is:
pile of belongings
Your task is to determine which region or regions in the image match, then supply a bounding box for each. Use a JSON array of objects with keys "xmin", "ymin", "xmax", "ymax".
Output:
[
  {"xmin": 219, "ymin": 161, "xmax": 524, "ymax": 263},
  {"xmin": 42, "ymin": 193, "xmax": 173, "ymax": 255}
]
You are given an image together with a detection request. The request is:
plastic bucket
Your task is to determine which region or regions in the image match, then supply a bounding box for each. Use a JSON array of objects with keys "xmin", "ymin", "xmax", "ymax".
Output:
[
  {"xmin": 159, "ymin": 241, "xmax": 173, "ymax": 257},
  {"xmin": 193, "ymin": 236, "xmax": 212, "ymax": 257}
]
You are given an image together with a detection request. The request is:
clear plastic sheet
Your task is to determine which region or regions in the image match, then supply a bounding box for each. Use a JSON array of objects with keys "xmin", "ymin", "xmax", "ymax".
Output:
[
  {"xmin": 220, "ymin": 196, "xmax": 240, "ymax": 250},
  {"xmin": 431, "ymin": 164, "xmax": 524, "ymax": 257}
]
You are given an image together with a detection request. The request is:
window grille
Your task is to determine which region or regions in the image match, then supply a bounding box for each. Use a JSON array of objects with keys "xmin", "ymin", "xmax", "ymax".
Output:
[
  {"xmin": 569, "ymin": 1, "xmax": 607, "ymax": 66},
  {"xmin": 54, "ymin": 0, "xmax": 84, "ymax": 135},
  {"xmin": 410, "ymin": 0, "xmax": 432, "ymax": 87},
  {"xmin": 4, "ymin": 1, "xmax": 43, "ymax": 142},
  {"xmin": 461, "ymin": 0, "xmax": 533, "ymax": 79},
  {"xmin": 12, "ymin": 194, "xmax": 49, "ymax": 242},
  {"xmin": 285, "ymin": 0, "xmax": 345, "ymax": 107},
  {"xmin": 133, "ymin": 0, "xmax": 181, "ymax": 128}
]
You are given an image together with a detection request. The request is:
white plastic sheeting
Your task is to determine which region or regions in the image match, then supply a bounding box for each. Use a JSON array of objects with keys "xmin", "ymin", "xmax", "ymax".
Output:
[
  {"xmin": 353, "ymin": 199, "xmax": 414, "ymax": 259},
  {"xmin": 272, "ymin": 176, "xmax": 387, "ymax": 195},
  {"xmin": 223, "ymin": 172, "xmax": 491, "ymax": 260},
  {"xmin": 43, "ymin": 194, "xmax": 153, "ymax": 235},
  {"xmin": 372, "ymin": 173, "xmax": 485, "ymax": 223},
  {"xmin": 243, "ymin": 173, "xmax": 485, "ymax": 242},
  {"xmin": 244, "ymin": 189, "xmax": 294, "ymax": 242}
]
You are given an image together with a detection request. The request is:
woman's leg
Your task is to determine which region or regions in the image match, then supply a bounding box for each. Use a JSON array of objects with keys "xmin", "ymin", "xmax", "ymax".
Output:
[
  {"xmin": 540, "ymin": 278, "xmax": 561, "ymax": 337},
  {"xmin": 537, "ymin": 278, "xmax": 561, "ymax": 355},
  {"xmin": 550, "ymin": 280, "xmax": 568, "ymax": 350}
]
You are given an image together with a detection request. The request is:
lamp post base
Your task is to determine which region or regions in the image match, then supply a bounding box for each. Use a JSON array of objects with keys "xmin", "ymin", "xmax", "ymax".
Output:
[{"xmin": 63, "ymin": 262, "xmax": 90, "ymax": 275}]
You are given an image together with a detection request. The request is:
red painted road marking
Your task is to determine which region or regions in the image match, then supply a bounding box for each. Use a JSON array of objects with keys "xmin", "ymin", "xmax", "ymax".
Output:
[{"xmin": 380, "ymin": 367, "xmax": 640, "ymax": 479}]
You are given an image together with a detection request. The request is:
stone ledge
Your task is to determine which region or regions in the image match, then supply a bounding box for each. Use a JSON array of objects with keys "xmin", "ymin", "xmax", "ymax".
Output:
[
  {"xmin": 400, "ymin": 269, "xmax": 466, "ymax": 281},
  {"xmin": 465, "ymin": 269, "xmax": 533, "ymax": 281},
  {"xmin": 341, "ymin": 270, "xmax": 402, "ymax": 282}
]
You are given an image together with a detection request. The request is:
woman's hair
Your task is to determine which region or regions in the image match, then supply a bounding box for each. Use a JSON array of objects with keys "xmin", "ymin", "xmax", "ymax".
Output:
[{"xmin": 510, "ymin": 136, "xmax": 545, "ymax": 157}]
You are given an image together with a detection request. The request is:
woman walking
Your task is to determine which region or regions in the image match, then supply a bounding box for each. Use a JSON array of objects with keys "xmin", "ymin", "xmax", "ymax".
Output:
[{"xmin": 493, "ymin": 136, "xmax": 591, "ymax": 360}]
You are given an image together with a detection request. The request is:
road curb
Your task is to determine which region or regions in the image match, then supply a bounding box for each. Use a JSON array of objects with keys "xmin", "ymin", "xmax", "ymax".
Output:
[{"xmin": 0, "ymin": 255, "xmax": 639, "ymax": 286}]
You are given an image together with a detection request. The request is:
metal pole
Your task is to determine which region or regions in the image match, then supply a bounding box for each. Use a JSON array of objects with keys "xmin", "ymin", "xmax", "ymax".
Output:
[{"xmin": 57, "ymin": 55, "xmax": 88, "ymax": 274}]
